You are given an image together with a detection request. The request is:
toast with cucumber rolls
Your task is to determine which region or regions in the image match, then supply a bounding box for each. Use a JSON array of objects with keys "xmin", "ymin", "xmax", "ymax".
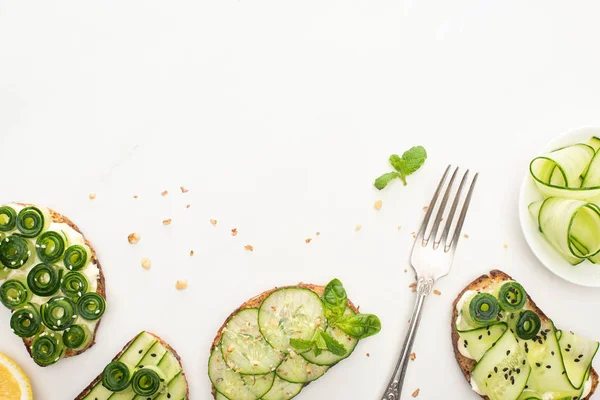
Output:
[
  {"xmin": 75, "ymin": 331, "xmax": 188, "ymax": 399},
  {"xmin": 452, "ymin": 270, "xmax": 599, "ymax": 400},
  {"xmin": 209, "ymin": 279, "xmax": 381, "ymax": 400},
  {"xmin": 0, "ymin": 203, "xmax": 106, "ymax": 366}
]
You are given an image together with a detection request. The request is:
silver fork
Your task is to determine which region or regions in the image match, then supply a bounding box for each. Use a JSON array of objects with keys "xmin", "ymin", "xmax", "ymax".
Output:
[{"xmin": 381, "ymin": 165, "xmax": 478, "ymax": 400}]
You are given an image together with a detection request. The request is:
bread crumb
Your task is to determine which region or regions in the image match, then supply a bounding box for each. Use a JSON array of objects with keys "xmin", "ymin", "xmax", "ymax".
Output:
[
  {"xmin": 162, "ymin": 218, "xmax": 172, "ymax": 226},
  {"xmin": 503, "ymin": 243, "xmax": 508, "ymax": 249},
  {"xmin": 355, "ymin": 224, "xmax": 362, "ymax": 232},
  {"xmin": 397, "ymin": 225, "xmax": 401, "ymax": 231},
  {"xmin": 410, "ymin": 232, "xmax": 417, "ymax": 239},
  {"xmin": 412, "ymin": 388, "xmax": 420, "ymax": 397},
  {"xmin": 404, "ymin": 269, "xmax": 407, "ymax": 273},
  {"xmin": 128, "ymin": 233, "xmax": 140, "ymax": 244},
  {"xmin": 374, "ymin": 200, "xmax": 383, "ymax": 210},
  {"xmin": 423, "ymin": 206, "xmax": 428, "ymax": 211},
  {"xmin": 305, "ymin": 238, "xmax": 312, "ymax": 244},
  {"xmin": 141, "ymin": 257, "xmax": 151, "ymax": 270},
  {"xmin": 410, "ymin": 352, "xmax": 416, "ymax": 361},
  {"xmin": 180, "ymin": 186, "xmax": 189, "ymax": 193},
  {"xmin": 161, "ymin": 190, "xmax": 168, "ymax": 196},
  {"xmin": 408, "ymin": 282, "xmax": 417, "ymax": 292},
  {"xmin": 88, "ymin": 193, "xmax": 96, "ymax": 200},
  {"xmin": 133, "ymin": 195, "xmax": 138, "ymax": 199},
  {"xmin": 189, "ymin": 250, "xmax": 194, "ymax": 256},
  {"xmin": 244, "ymin": 244, "xmax": 254, "ymax": 251},
  {"xmin": 210, "ymin": 219, "xmax": 218, "ymax": 226},
  {"xmin": 186, "ymin": 204, "xmax": 191, "ymax": 208},
  {"xmin": 463, "ymin": 233, "xmax": 469, "ymax": 239},
  {"xmin": 434, "ymin": 289, "xmax": 441, "ymax": 296},
  {"xmin": 315, "ymin": 232, "xmax": 320, "ymax": 236},
  {"xmin": 366, "ymin": 353, "xmax": 370, "ymax": 357},
  {"xmin": 231, "ymin": 228, "xmax": 238, "ymax": 236},
  {"xmin": 175, "ymin": 280, "xmax": 188, "ymax": 290}
]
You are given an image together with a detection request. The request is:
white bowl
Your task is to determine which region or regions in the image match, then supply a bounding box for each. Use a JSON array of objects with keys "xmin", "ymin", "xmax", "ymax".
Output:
[{"xmin": 519, "ymin": 126, "xmax": 600, "ymax": 287}]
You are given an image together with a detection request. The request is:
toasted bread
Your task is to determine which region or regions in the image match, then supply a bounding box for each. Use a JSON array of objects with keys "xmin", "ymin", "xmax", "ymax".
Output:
[
  {"xmin": 451, "ymin": 270, "xmax": 598, "ymax": 400},
  {"xmin": 75, "ymin": 332, "xmax": 189, "ymax": 400}
]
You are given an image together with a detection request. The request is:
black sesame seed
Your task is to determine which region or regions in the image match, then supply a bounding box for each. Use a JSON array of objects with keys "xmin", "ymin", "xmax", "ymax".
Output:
[
  {"xmin": 536, "ymin": 363, "xmax": 541, "ymax": 367},
  {"xmin": 506, "ymin": 350, "xmax": 511, "ymax": 356},
  {"xmin": 478, "ymin": 335, "xmax": 483, "ymax": 340},
  {"xmin": 574, "ymin": 359, "xmax": 580, "ymax": 363},
  {"xmin": 494, "ymin": 367, "xmax": 498, "ymax": 373},
  {"xmin": 546, "ymin": 365, "xmax": 551, "ymax": 369},
  {"xmin": 168, "ymin": 395, "xmax": 171, "ymax": 399},
  {"xmin": 503, "ymin": 367, "xmax": 508, "ymax": 372},
  {"xmin": 151, "ymin": 353, "xmax": 156, "ymax": 357}
]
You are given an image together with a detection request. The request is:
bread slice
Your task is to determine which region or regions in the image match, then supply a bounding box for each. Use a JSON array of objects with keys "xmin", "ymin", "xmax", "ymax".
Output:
[
  {"xmin": 210, "ymin": 283, "xmax": 359, "ymax": 397},
  {"xmin": 13, "ymin": 203, "xmax": 106, "ymax": 365},
  {"xmin": 451, "ymin": 269, "xmax": 598, "ymax": 399},
  {"xmin": 75, "ymin": 332, "xmax": 189, "ymax": 400}
]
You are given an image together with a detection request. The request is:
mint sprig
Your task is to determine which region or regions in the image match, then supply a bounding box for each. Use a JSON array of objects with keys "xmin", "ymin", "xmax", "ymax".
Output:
[
  {"xmin": 374, "ymin": 146, "xmax": 427, "ymax": 189},
  {"xmin": 289, "ymin": 329, "xmax": 347, "ymax": 357}
]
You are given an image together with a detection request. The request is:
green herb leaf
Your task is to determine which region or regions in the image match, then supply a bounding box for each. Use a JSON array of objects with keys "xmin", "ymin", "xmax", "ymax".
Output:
[
  {"xmin": 314, "ymin": 330, "xmax": 327, "ymax": 351},
  {"xmin": 374, "ymin": 172, "xmax": 400, "ymax": 190},
  {"xmin": 320, "ymin": 331, "xmax": 347, "ymax": 356},
  {"xmin": 289, "ymin": 338, "xmax": 314, "ymax": 352},
  {"xmin": 322, "ymin": 278, "xmax": 348, "ymax": 323},
  {"xmin": 374, "ymin": 146, "xmax": 427, "ymax": 189},
  {"xmin": 313, "ymin": 347, "xmax": 323, "ymax": 357},
  {"xmin": 335, "ymin": 314, "xmax": 382, "ymax": 339}
]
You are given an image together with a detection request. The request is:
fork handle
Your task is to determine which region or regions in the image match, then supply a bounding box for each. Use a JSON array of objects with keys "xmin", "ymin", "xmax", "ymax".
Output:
[{"xmin": 381, "ymin": 276, "xmax": 434, "ymax": 400}]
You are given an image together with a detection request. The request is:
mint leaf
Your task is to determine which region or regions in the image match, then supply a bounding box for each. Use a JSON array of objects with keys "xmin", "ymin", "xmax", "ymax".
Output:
[
  {"xmin": 314, "ymin": 330, "xmax": 327, "ymax": 350},
  {"xmin": 335, "ymin": 314, "xmax": 382, "ymax": 339},
  {"xmin": 320, "ymin": 331, "xmax": 347, "ymax": 356},
  {"xmin": 322, "ymin": 279, "xmax": 347, "ymax": 323},
  {"xmin": 374, "ymin": 172, "xmax": 400, "ymax": 190},
  {"xmin": 313, "ymin": 347, "xmax": 323, "ymax": 357},
  {"xmin": 289, "ymin": 338, "xmax": 314, "ymax": 352}
]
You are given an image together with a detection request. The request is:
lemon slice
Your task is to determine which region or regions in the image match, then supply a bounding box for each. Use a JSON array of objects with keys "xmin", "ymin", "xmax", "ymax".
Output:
[{"xmin": 0, "ymin": 353, "xmax": 33, "ymax": 400}]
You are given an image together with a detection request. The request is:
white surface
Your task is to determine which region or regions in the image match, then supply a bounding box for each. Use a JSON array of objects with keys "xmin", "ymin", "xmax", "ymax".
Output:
[
  {"xmin": 1, "ymin": 1, "xmax": 600, "ymax": 399},
  {"xmin": 519, "ymin": 127, "xmax": 600, "ymax": 287}
]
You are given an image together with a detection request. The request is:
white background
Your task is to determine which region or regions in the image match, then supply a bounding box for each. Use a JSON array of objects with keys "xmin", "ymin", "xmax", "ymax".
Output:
[{"xmin": 1, "ymin": 1, "xmax": 600, "ymax": 399}]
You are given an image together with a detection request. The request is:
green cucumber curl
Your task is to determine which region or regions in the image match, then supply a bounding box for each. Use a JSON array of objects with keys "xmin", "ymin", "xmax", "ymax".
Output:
[
  {"xmin": 27, "ymin": 263, "xmax": 63, "ymax": 297},
  {"xmin": 131, "ymin": 366, "xmax": 167, "ymax": 396},
  {"xmin": 36, "ymin": 231, "xmax": 66, "ymax": 263},
  {"xmin": 102, "ymin": 361, "xmax": 134, "ymax": 392},
  {"xmin": 10, "ymin": 303, "xmax": 43, "ymax": 338},
  {"xmin": 41, "ymin": 296, "xmax": 77, "ymax": 331},
  {"xmin": 0, "ymin": 278, "xmax": 31, "ymax": 309},
  {"xmin": 63, "ymin": 324, "xmax": 91, "ymax": 350},
  {"xmin": 63, "ymin": 244, "xmax": 90, "ymax": 271},
  {"xmin": 60, "ymin": 272, "xmax": 89, "ymax": 300},
  {"xmin": 515, "ymin": 310, "xmax": 542, "ymax": 340},
  {"xmin": 0, "ymin": 235, "xmax": 32, "ymax": 269},
  {"xmin": 497, "ymin": 282, "xmax": 527, "ymax": 312},
  {"xmin": 468, "ymin": 293, "xmax": 500, "ymax": 325},
  {"xmin": 0, "ymin": 206, "xmax": 17, "ymax": 232},
  {"xmin": 16, "ymin": 206, "xmax": 47, "ymax": 238},
  {"xmin": 32, "ymin": 332, "xmax": 64, "ymax": 366},
  {"xmin": 77, "ymin": 292, "xmax": 106, "ymax": 321}
]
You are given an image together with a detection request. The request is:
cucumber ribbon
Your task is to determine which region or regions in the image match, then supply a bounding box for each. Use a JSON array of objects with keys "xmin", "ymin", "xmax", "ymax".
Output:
[{"xmin": 102, "ymin": 361, "xmax": 134, "ymax": 392}]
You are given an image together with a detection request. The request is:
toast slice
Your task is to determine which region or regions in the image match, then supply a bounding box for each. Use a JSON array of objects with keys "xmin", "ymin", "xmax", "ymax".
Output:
[
  {"xmin": 451, "ymin": 270, "xmax": 598, "ymax": 400},
  {"xmin": 75, "ymin": 331, "xmax": 189, "ymax": 400}
]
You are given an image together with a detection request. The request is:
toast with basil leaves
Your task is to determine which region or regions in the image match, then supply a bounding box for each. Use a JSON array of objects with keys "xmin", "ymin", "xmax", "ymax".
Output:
[
  {"xmin": 208, "ymin": 280, "xmax": 381, "ymax": 400},
  {"xmin": 0, "ymin": 203, "xmax": 106, "ymax": 367},
  {"xmin": 452, "ymin": 270, "xmax": 598, "ymax": 400}
]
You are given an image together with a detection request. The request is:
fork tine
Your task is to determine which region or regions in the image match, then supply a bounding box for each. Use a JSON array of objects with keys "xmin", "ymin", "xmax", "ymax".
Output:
[
  {"xmin": 425, "ymin": 167, "xmax": 459, "ymax": 246},
  {"xmin": 445, "ymin": 172, "xmax": 479, "ymax": 252},
  {"xmin": 438, "ymin": 169, "xmax": 470, "ymax": 248},
  {"xmin": 417, "ymin": 165, "xmax": 451, "ymax": 241}
]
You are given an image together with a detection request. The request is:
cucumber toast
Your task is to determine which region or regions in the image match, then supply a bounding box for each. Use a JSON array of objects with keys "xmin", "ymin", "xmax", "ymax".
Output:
[
  {"xmin": 452, "ymin": 270, "xmax": 599, "ymax": 400},
  {"xmin": 0, "ymin": 203, "xmax": 106, "ymax": 366},
  {"xmin": 208, "ymin": 279, "xmax": 381, "ymax": 400},
  {"xmin": 75, "ymin": 331, "xmax": 189, "ymax": 399}
]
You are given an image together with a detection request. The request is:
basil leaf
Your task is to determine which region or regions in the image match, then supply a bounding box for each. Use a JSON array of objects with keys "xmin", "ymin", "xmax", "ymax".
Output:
[
  {"xmin": 320, "ymin": 331, "xmax": 347, "ymax": 356},
  {"xmin": 322, "ymin": 278, "xmax": 347, "ymax": 323},
  {"xmin": 335, "ymin": 314, "xmax": 382, "ymax": 339},
  {"xmin": 289, "ymin": 338, "xmax": 314, "ymax": 352}
]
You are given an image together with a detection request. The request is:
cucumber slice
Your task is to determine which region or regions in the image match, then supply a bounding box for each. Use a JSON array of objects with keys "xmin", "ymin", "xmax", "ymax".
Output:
[
  {"xmin": 258, "ymin": 288, "xmax": 325, "ymax": 352},
  {"xmin": 157, "ymin": 351, "xmax": 183, "ymax": 381},
  {"xmin": 471, "ymin": 330, "xmax": 530, "ymax": 400},
  {"xmin": 458, "ymin": 323, "xmax": 507, "ymax": 362},
  {"xmin": 215, "ymin": 393, "xmax": 228, "ymax": 400},
  {"xmin": 300, "ymin": 307, "xmax": 359, "ymax": 366},
  {"xmin": 276, "ymin": 354, "xmax": 328, "ymax": 383},
  {"xmin": 558, "ymin": 330, "xmax": 599, "ymax": 389},
  {"xmin": 155, "ymin": 371, "xmax": 188, "ymax": 400},
  {"xmin": 260, "ymin": 376, "xmax": 303, "ymax": 400},
  {"xmin": 221, "ymin": 308, "xmax": 283, "ymax": 374},
  {"xmin": 208, "ymin": 346, "xmax": 273, "ymax": 400}
]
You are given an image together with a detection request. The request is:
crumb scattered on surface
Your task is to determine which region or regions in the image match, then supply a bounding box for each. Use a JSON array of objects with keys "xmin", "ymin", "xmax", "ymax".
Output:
[
  {"xmin": 244, "ymin": 244, "xmax": 254, "ymax": 251},
  {"xmin": 410, "ymin": 352, "xmax": 416, "ymax": 361},
  {"xmin": 133, "ymin": 195, "xmax": 138, "ymax": 199},
  {"xmin": 410, "ymin": 232, "xmax": 417, "ymax": 239},
  {"xmin": 404, "ymin": 269, "xmax": 407, "ymax": 273},
  {"xmin": 463, "ymin": 233, "xmax": 469, "ymax": 239},
  {"xmin": 408, "ymin": 318, "xmax": 411, "ymax": 323},
  {"xmin": 305, "ymin": 238, "xmax": 312, "ymax": 244},
  {"xmin": 366, "ymin": 353, "xmax": 370, "ymax": 357},
  {"xmin": 210, "ymin": 219, "xmax": 218, "ymax": 226},
  {"xmin": 355, "ymin": 224, "xmax": 362, "ymax": 232},
  {"xmin": 434, "ymin": 289, "xmax": 441, "ymax": 296},
  {"xmin": 412, "ymin": 388, "xmax": 420, "ymax": 398},
  {"xmin": 189, "ymin": 250, "xmax": 194, "ymax": 256},
  {"xmin": 141, "ymin": 257, "xmax": 151, "ymax": 270},
  {"xmin": 161, "ymin": 190, "xmax": 168, "ymax": 196},
  {"xmin": 180, "ymin": 186, "xmax": 189, "ymax": 193},
  {"xmin": 128, "ymin": 232, "xmax": 140, "ymax": 244},
  {"xmin": 186, "ymin": 204, "xmax": 190, "ymax": 208},
  {"xmin": 409, "ymin": 282, "xmax": 417, "ymax": 292},
  {"xmin": 231, "ymin": 228, "xmax": 238, "ymax": 236},
  {"xmin": 162, "ymin": 218, "xmax": 172, "ymax": 226},
  {"xmin": 316, "ymin": 232, "xmax": 320, "ymax": 236},
  {"xmin": 423, "ymin": 206, "xmax": 428, "ymax": 211},
  {"xmin": 374, "ymin": 200, "xmax": 383, "ymax": 210},
  {"xmin": 176, "ymin": 280, "xmax": 188, "ymax": 290},
  {"xmin": 88, "ymin": 193, "xmax": 96, "ymax": 200},
  {"xmin": 397, "ymin": 225, "xmax": 401, "ymax": 231},
  {"xmin": 504, "ymin": 243, "xmax": 508, "ymax": 249}
]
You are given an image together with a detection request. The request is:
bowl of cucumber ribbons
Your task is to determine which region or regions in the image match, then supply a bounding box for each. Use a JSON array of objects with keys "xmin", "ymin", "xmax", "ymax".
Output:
[{"xmin": 519, "ymin": 126, "xmax": 600, "ymax": 286}]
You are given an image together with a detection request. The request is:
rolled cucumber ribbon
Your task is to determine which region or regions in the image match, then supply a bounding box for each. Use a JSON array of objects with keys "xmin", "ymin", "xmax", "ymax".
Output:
[
  {"xmin": 0, "ymin": 235, "xmax": 32, "ymax": 269},
  {"xmin": 10, "ymin": 303, "xmax": 43, "ymax": 338},
  {"xmin": 496, "ymin": 282, "xmax": 527, "ymax": 312},
  {"xmin": 131, "ymin": 365, "xmax": 167, "ymax": 396},
  {"xmin": 463, "ymin": 293, "xmax": 500, "ymax": 327},
  {"xmin": 32, "ymin": 332, "xmax": 64, "ymax": 366},
  {"xmin": 102, "ymin": 361, "xmax": 134, "ymax": 392},
  {"xmin": 0, "ymin": 278, "xmax": 31, "ymax": 309},
  {"xmin": 16, "ymin": 206, "xmax": 48, "ymax": 238},
  {"xmin": 62, "ymin": 324, "xmax": 91, "ymax": 350},
  {"xmin": 515, "ymin": 310, "xmax": 541, "ymax": 340},
  {"xmin": 60, "ymin": 271, "xmax": 89, "ymax": 300},
  {"xmin": 41, "ymin": 296, "xmax": 77, "ymax": 331},
  {"xmin": 63, "ymin": 244, "xmax": 90, "ymax": 271},
  {"xmin": 0, "ymin": 206, "xmax": 17, "ymax": 232},
  {"xmin": 77, "ymin": 292, "xmax": 106, "ymax": 321},
  {"xmin": 27, "ymin": 263, "xmax": 63, "ymax": 297},
  {"xmin": 36, "ymin": 231, "xmax": 66, "ymax": 263}
]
